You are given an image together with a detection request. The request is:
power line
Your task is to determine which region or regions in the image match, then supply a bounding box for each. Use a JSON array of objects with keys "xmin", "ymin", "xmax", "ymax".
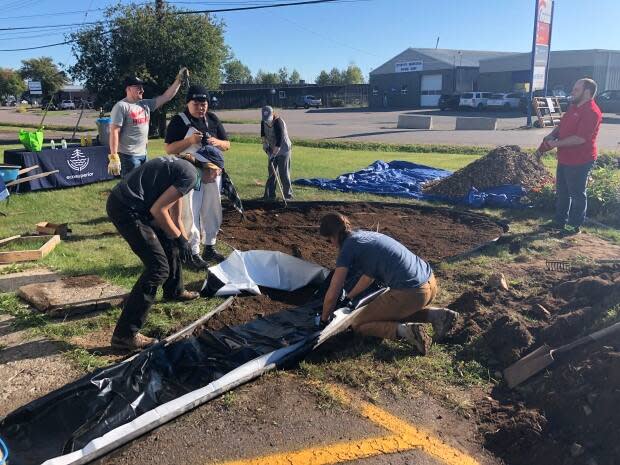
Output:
[{"xmin": 0, "ymin": 0, "xmax": 350, "ymax": 51}]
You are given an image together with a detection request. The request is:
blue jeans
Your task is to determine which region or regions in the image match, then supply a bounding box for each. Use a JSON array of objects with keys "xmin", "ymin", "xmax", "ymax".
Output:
[
  {"xmin": 120, "ymin": 153, "xmax": 147, "ymax": 178},
  {"xmin": 555, "ymin": 161, "xmax": 594, "ymax": 228}
]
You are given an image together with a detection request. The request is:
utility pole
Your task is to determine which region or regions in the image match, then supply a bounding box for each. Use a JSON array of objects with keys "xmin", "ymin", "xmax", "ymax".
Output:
[{"xmin": 156, "ymin": 0, "xmax": 164, "ymax": 20}]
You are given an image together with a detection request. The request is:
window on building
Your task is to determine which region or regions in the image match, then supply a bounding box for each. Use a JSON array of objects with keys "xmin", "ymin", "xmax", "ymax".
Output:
[
  {"xmin": 401, "ymin": 85, "xmax": 408, "ymax": 95},
  {"xmin": 372, "ymin": 86, "xmax": 379, "ymax": 96},
  {"xmin": 279, "ymin": 90, "xmax": 286, "ymax": 99}
]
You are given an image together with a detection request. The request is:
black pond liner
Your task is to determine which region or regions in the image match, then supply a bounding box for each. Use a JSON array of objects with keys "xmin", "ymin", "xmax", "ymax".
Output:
[
  {"xmin": 0, "ymin": 283, "xmax": 385, "ymax": 465},
  {"xmin": 0, "ymin": 203, "xmax": 508, "ymax": 465},
  {"xmin": 0, "ymin": 301, "xmax": 324, "ymax": 465}
]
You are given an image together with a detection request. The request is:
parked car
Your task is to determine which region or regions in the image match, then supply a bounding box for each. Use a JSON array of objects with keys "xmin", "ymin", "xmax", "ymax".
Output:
[
  {"xmin": 2, "ymin": 97, "xmax": 16, "ymax": 107},
  {"xmin": 595, "ymin": 90, "xmax": 620, "ymax": 113},
  {"xmin": 486, "ymin": 92, "xmax": 525, "ymax": 110},
  {"xmin": 438, "ymin": 94, "xmax": 460, "ymax": 111},
  {"xmin": 459, "ymin": 92, "xmax": 493, "ymax": 109},
  {"xmin": 41, "ymin": 98, "xmax": 58, "ymax": 111},
  {"xmin": 294, "ymin": 95, "xmax": 321, "ymax": 109},
  {"xmin": 60, "ymin": 100, "xmax": 76, "ymax": 110}
]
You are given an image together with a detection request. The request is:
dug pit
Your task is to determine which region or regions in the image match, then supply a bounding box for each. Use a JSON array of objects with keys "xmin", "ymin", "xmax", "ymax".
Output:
[{"xmin": 221, "ymin": 201, "xmax": 506, "ymax": 268}]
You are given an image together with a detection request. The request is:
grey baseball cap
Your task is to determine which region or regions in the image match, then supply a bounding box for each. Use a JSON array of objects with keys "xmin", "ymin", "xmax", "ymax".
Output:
[{"xmin": 261, "ymin": 106, "xmax": 274, "ymax": 121}]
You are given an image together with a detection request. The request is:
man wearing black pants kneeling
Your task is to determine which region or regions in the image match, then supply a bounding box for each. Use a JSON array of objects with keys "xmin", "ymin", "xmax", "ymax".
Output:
[{"xmin": 106, "ymin": 155, "xmax": 218, "ymax": 351}]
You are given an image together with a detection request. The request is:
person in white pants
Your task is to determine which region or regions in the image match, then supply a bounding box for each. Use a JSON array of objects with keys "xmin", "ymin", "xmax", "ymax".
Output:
[{"xmin": 164, "ymin": 84, "xmax": 230, "ymax": 268}]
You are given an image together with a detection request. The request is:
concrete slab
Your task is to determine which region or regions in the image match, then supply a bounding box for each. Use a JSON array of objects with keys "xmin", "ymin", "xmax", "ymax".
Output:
[
  {"xmin": 17, "ymin": 275, "xmax": 128, "ymax": 316},
  {"xmin": 0, "ymin": 268, "xmax": 60, "ymax": 293},
  {"xmin": 455, "ymin": 117, "xmax": 498, "ymax": 131},
  {"xmin": 397, "ymin": 114, "xmax": 432, "ymax": 129}
]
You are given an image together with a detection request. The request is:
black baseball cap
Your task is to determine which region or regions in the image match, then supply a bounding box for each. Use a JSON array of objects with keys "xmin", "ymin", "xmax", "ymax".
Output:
[
  {"xmin": 186, "ymin": 84, "xmax": 210, "ymax": 103},
  {"xmin": 123, "ymin": 76, "xmax": 145, "ymax": 88}
]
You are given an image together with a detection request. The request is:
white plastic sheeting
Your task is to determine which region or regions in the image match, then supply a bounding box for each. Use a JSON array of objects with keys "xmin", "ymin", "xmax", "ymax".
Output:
[{"xmin": 205, "ymin": 250, "xmax": 329, "ymax": 296}]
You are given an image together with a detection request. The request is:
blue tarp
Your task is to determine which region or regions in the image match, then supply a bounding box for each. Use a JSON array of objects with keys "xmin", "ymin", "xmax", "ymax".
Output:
[{"xmin": 294, "ymin": 160, "xmax": 526, "ymax": 208}]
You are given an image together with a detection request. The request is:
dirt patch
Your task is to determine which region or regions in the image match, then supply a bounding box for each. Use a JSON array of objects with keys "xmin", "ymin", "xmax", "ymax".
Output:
[
  {"xmin": 424, "ymin": 145, "xmax": 551, "ymax": 197},
  {"xmin": 61, "ymin": 275, "xmax": 106, "ymax": 288},
  {"xmin": 203, "ymin": 286, "xmax": 318, "ymax": 332},
  {"xmin": 445, "ymin": 264, "xmax": 620, "ymax": 465},
  {"xmin": 222, "ymin": 202, "xmax": 505, "ymax": 267},
  {"xmin": 0, "ymin": 315, "xmax": 83, "ymax": 417}
]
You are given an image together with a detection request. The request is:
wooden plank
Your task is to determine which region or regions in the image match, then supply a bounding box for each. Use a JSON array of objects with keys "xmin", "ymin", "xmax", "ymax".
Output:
[
  {"xmin": 0, "ymin": 235, "xmax": 21, "ymax": 246},
  {"xmin": 0, "ymin": 235, "xmax": 60, "ymax": 264},
  {"xmin": 0, "ymin": 249, "xmax": 42, "ymax": 264},
  {"xmin": 6, "ymin": 170, "xmax": 59, "ymax": 187},
  {"xmin": 39, "ymin": 235, "xmax": 61, "ymax": 258},
  {"xmin": 17, "ymin": 165, "xmax": 39, "ymax": 176}
]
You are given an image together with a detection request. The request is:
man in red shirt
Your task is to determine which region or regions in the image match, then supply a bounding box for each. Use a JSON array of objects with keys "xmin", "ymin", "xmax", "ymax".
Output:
[{"xmin": 541, "ymin": 78, "xmax": 602, "ymax": 234}]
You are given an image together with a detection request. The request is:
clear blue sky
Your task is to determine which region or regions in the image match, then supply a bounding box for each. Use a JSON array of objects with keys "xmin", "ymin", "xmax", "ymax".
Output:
[{"xmin": 0, "ymin": 0, "xmax": 619, "ymax": 83}]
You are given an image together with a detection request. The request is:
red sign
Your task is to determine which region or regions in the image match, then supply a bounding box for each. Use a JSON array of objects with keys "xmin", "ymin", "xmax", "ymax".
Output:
[{"xmin": 536, "ymin": 22, "xmax": 550, "ymax": 45}]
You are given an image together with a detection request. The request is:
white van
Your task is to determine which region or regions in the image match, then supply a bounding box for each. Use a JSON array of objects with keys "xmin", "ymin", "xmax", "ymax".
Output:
[{"xmin": 459, "ymin": 92, "xmax": 493, "ymax": 109}]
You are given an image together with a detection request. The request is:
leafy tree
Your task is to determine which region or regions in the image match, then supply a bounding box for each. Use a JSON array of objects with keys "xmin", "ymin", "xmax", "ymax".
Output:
[
  {"xmin": 224, "ymin": 59, "xmax": 253, "ymax": 84},
  {"xmin": 255, "ymin": 70, "xmax": 280, "ymax": 85},
  {"xmin": 328, "ymin": 67, "xmax": 344, "ymax": 85},
  {"xmin": 344, "ymin": 64, "xmax": 365, "ymax": 84},
  {"xmin": 0, "ymin": 68, "xmax": 26, "ymax": 99},
  {"xmin": 289, "ymin": 69, "xmax": 301, "ymax": 84},
  {"xmin": 315, "ymin": 70, "xmax": 330, "ymax": 85},
  {"xmin": 19, "ymin": 57, "xmax": 67, "ymax": 99},
  {"xmin": 278, "ymin": 67, "xmax": 289, "ymax": 84},
  {"xmin": 69, "ymin": 3, "xmax": 228, "ymax": 136}
]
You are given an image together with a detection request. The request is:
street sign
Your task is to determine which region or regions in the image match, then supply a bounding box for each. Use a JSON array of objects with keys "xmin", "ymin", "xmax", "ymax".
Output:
[{"xmin": 28, "ymin": 81, "xmax": 42, "ymax": 95}]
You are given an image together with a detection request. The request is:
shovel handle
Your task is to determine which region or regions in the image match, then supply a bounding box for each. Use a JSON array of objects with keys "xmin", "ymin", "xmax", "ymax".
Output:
[{"xmin": 554, "ymin": 321, "xmax": 620, "ymax": 355}]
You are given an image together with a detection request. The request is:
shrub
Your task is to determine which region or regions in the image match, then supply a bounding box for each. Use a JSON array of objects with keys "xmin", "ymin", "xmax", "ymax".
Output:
[
  {"xmin": 331, "ymin": 98, "xmax": 345, "ymax": 107},
  {"xmin": 528, "ymin": 167, "xmax": 620, "ymax": 226},
  {"xmin": 596, "ymin": 153, "xmax": 620, "ymax": 170}
]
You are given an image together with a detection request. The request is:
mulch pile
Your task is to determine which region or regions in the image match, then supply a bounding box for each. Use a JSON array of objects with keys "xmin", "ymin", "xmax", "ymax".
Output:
[
  {"xmin": 445, "ymin": 264, "xmax": 620, "ymax": 465},
  {"xmin": 424, "ymin": 145, "xmax": 551, "ymax": 197}
]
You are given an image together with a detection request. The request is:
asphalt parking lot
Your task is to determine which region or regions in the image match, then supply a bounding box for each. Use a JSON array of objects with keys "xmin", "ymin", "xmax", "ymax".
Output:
[
  {"xmin": 220, "ymin": 107, "xmax": 620, "ymax": 151},
  {"xmin": 2, "ymin": 106, "xmax": 619, "ymax": 151}
]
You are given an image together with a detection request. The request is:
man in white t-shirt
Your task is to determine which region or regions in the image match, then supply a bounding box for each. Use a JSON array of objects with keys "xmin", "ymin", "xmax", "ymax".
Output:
[{"xmin": 109, "ymin": 69, "xmax": 187, "ymax": 177}]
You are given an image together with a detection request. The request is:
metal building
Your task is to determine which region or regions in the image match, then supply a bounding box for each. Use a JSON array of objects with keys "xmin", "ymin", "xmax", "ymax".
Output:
[
  {"xmin": 478, "ymin": 49, "xmax": 620, "ymax": 94},
  {"xmin": 368, "ymin": 48, "xmax": 516, "ymax": 108}
]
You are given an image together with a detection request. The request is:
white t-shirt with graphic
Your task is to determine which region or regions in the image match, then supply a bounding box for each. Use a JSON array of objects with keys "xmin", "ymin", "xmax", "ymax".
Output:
[{"xmin": 110, "ymin": 98, "xmax": 157, "ymax": 156}]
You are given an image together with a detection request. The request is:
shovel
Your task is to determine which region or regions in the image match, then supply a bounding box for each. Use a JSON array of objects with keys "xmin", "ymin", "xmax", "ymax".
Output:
[{"xmin": 504, "ymin": 321, "xmax": 620, "ymax": 388}]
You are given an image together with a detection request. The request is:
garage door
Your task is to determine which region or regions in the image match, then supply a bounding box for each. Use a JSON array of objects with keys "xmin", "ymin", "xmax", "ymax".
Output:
[{"xmin": 421, "ymin": 74, "xmax": 442, "ymax": 107}]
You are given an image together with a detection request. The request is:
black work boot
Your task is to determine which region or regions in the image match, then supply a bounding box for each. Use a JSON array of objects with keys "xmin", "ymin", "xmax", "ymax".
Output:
[
  {"xmin": 202, "ymin": 245, "xmax": 226, "ymax": 263},
  {"xmin": 186, "ymin": 254, "xmax": 209, "ymax": 270}
]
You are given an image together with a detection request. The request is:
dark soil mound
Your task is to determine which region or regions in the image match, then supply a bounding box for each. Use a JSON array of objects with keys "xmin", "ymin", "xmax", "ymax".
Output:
[
  {"xmin": 424, "ymin": 145, "xmax": 551, "ymax": 197},
  {"xmin": 450, "ymin": 265, "xmax": 620, "ymax": 465}
]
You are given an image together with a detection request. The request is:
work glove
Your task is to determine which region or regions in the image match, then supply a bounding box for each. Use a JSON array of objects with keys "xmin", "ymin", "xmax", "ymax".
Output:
[
  {"xmin": 337, "ymin": 289, "xmax": 354, "ymax": 309},
  {"xmin": 175, "ymin": 235, "xmax": 193, "ymax": 263},
  {"xmin": 107, "ymin": 153, "xmax": 121, "ymax": 176},
  {"xmin": 315, "ymin": 313, "xmax": 333, "ymax": 329},
  {"xmin": 177, "ymin": 67, "xmax": 189, "ymax": 82}
]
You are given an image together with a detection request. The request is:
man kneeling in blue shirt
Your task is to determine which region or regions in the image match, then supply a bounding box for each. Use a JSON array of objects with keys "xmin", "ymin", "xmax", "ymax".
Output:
[{"xmin": 319, "ymin": 212, "xmax": 459, "ymax": 354}]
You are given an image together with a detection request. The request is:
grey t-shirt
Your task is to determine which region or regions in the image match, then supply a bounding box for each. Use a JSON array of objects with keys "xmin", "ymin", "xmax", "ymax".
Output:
[
  {"xmin": 110, "ymin": 98, "xmax": 158, "ymax": 156},
  {"xmin": 336, "ymin": 230, "xmax": 432, "ymax": 289}
]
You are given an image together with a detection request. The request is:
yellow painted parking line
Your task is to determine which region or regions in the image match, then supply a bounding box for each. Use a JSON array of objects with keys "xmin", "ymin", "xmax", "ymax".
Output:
[{"xmin": 212, "ymin": 383, "xmax": 480, "ymax": 465}]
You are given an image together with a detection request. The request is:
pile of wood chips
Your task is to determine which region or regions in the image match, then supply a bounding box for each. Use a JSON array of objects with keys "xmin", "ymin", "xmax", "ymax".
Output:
[{"xmin": 424, "ymin": 145, "xmax": 551, "ymax": 197}]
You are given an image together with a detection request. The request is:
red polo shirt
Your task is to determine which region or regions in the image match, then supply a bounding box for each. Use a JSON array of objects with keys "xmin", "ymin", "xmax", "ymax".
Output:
[{"xmin": 557, "ymin": 99, "xmax": 602, "ymax": 165}]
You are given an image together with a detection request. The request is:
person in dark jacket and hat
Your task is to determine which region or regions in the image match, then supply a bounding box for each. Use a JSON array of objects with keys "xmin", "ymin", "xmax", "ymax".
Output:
[
  {"xmin": 106, "ymin": 154, "xmax": 217, "ymax": 352},
  {"xmin": 165, "ymin": 84, "xmax": 230, "ymax": 268}
]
